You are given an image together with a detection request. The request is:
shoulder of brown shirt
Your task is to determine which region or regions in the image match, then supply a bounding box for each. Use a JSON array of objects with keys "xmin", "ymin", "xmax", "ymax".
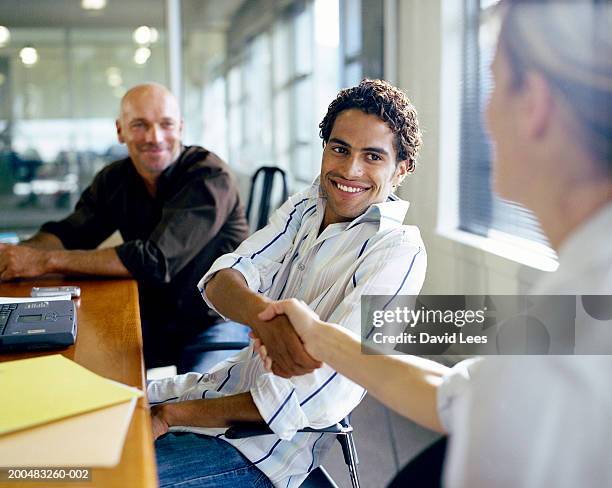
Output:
[{"xmin": 181, "ymin": 145, "xmax": 238, "ymax": 182}]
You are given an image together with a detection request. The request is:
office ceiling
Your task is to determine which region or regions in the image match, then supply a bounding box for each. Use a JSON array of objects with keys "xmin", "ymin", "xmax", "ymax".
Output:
[{"xmin": 0, "ymin": 0, "xmax": 245, "ymax": 30}]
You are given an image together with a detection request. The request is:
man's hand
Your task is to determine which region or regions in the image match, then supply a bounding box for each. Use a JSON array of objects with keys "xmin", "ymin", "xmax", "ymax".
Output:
[
  {"xmin": 250, "ymin": 312, "xmax": 322, "ymax": 379},
  {"xmin": 251, "ymin": 300, "xmax": 323, "ymax": 378},
  {"xmin": 0, "ymin": 244, "xmax": 49, "ymax": 281},
  {"xmin": 150, "ymin": 405, "xmax": 170, "ymax": 440},
  {"xmin": 258, "ymin": 298, "xmax": 320, "ymax": 339},
  {"xmin": 205, "ymin": 269, "xmax": 321, "ymax": 379}
]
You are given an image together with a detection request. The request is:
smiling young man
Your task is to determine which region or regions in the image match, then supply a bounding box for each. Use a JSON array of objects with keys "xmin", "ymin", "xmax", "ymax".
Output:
[
  {"xmin": 148, "ymin": 79, "xmax": 427, "ymax": 487},
  {"xmin": 0, "ymin": 83, "xmax": 249, "ymax": 372}
]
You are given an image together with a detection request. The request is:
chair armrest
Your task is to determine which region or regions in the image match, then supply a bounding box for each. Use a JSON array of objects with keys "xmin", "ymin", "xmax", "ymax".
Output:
[
  {"xmin": 225, "ymin": 421, "xmax": 351, "ymax": 439},
  {"xmin": 182, "ymin": 341, "xmax": 250, "ymax": 353}
]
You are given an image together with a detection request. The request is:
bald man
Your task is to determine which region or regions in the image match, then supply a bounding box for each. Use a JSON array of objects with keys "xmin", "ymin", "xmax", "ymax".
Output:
[{"xmin": 0, "ymin": 84, "xmax": 249, "ymax": 372}]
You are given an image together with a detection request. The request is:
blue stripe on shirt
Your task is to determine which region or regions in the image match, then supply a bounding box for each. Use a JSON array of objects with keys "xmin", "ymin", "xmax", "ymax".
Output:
[
  {"xmin": 250, "ymin": 198, "xmax": 309, "ymax": 260},
  {"xmin": 274, "ymin": 248, "xmax": 304, "ymax": 297},
  {"xmin": 216, "ymin": 364, "xmax": 238, "ymax": 392},
  {"xmin": 254, "ymin": 438, "xmax": 283, "ymax": 465},
  {"xmin": 149, "ymin": 396, "xmax": 178, "ymax": 405},
  {"xmin": 303, "ymin": 204, "xmax": 317, "ymax": 217},
  {"xmin": 300, "ymin": 372, "xmax": 338, "ymax": 406},
  {"xmin": 382, "ymin": 247, "xmax": 422, "ymax": 310},
  {"xmin": 352, "ymin": 238, "xmax": 370, "ymax": 288},
  {"xmin": 268, "ymin": 388, "xmax": 296, "ymax": 426},
  {"xmin": 307, "ymin": 433, "xmax": 326, "ymax": 471},
  {"xmin": 314, "ymin": 284, "xmax": 334, "ymax": 310},
  {"xmin": 366, "ymin": 247, "xmax": 422, "ymax": 339}
]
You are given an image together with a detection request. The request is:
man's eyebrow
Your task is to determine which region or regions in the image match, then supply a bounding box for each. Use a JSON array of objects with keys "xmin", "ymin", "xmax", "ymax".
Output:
[
  {"xmin": 328, "ymin": 137, "xmax": 350, "ymax": 147},
  {"xmin": 328, "ymin": 137, "xmax": 389, "ymax": 156},
  {"xmin": 362, "ymin": 146, "xmax": 389, "ymax": 156}
]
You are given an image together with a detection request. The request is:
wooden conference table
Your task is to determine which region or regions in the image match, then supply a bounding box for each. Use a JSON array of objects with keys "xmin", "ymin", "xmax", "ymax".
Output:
[{"xmin": 0, "ymin": 278, "xmax": 158, "ymax": 488}]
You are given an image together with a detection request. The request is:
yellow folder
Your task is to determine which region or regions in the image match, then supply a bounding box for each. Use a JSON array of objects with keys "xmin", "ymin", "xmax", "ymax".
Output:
[
  {"xmin": 0, "ymin": 398, "xmax": 137, "ymax": 467},
  {"xmin": 0, "ymin": 354, "xmax": 142, "ymax": 436}
]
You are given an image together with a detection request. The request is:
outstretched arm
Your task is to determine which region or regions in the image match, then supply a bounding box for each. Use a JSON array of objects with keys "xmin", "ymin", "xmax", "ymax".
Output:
[{"xmin": 257, "ymin": 299, "xmax": 449, "ymax": 433}]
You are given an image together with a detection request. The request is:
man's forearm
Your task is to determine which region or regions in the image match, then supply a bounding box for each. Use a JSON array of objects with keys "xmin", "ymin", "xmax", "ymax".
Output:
[
  {"xmin": 21, "ymin": 232, "xmax": 65, "ymax": 250},
  {"xmin": 160, "ymin": 392, "xmax": 262, "ymax": 429},
  {"xmin": 46, "ymin": 247, "xmax": 132, "ymax": 277},
  {"xmin": 310, "ymin": 321, "xmax": 449, "ymax": 433},
  {"xmin": 205, "ymin": 268, "xmax": 270, "ymax": 324}
]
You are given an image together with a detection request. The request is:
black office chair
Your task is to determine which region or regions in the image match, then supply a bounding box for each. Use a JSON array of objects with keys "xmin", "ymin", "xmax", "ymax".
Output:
[
  {"xmin": 246, "ymin": 166, "xmax": 289, "ymax": 231},
  {"xmin": 226, "ymin": 416, "xmax": 361, "ymax": 488}
]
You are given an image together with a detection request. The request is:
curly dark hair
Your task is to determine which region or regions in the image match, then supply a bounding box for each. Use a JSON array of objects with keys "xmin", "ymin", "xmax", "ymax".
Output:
[{"xmin": 319, "ymin": 79, "xmax": 422, "ymax": 171}]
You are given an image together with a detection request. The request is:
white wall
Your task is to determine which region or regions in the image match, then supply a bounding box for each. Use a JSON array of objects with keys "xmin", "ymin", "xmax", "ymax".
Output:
[{"xmin": 394, "ymin": 0, "xmax": 549, "ymax": 296}]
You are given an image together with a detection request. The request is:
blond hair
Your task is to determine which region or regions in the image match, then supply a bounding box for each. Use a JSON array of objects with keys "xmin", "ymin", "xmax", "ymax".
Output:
[{"xmin": 499, "ymin": 0, "xmax": 612, "ymax": 169}]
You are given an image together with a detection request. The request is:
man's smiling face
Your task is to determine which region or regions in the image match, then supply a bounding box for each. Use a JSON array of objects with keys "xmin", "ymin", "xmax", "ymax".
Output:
[{"xmin": 320, "ymin": 108, "xmax": 408, "ymax": 229}]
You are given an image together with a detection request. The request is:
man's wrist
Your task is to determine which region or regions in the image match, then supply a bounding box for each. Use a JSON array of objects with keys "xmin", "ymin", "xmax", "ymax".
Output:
[
  {"xmin": 158, "ymin": 403, "xmax": 175, "ymax": 428},
  {"xmin": 42, "ymin": 249, "xmax": 58, "ymax": 274},
  {"xmin": 245, "ymin": 295, "xmax": 273, "ymax": 333}
]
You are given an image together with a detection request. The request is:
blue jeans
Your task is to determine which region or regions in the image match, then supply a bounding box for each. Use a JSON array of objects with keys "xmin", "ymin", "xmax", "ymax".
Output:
[
  {"xmin": 155, "ymin": 433, "xmax": 273, "ymax": 488},
  {"xmin": 177, "ymin": 321, "xmax": 251, "ymax": 374}
]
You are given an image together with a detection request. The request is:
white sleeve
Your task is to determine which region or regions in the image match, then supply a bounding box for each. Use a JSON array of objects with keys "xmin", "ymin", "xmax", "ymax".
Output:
[
  {"xmin": 436, "ymin": 357, "xmax": 483, "ymax": 433},
  {"xmin": 197, "ymin": 189, "xmax": 316, "ymax": 317}
]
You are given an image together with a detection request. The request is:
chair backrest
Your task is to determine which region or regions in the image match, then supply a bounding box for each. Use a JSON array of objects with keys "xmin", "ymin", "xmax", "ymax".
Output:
[{"xmin": 246, "ymin": 166, "xmax": 289, "ymax": 232}]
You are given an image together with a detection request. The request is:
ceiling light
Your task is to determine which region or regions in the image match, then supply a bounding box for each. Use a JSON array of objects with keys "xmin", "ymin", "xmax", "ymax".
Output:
[
  {"xmin": 0, "ymin": 26, "xmax": 10, "ymax": 47},
  {"xmin": 133, "ymin": 47, "xmax": 151, "ymax": 65},
  {"xmin": 132, "ymin": 26, "xmax": 158, "ymax": 45},
  {"xmin": 107, "ymin": 72, "xmax": 122, "ymax": 87},
  {"xmin": 149, "ymin": 28, "xmax": 159, "ymax": 43},
  {"xmin": 81, "ymin": 0, "xmax": 107, "ymax": 10},
  {"xmin": 133, "ymin": 26, "xmax": 152, "ymax": 45},
  {"xmin": 19, "ymin": 46, "xmax": 38, "ymax": 66}
]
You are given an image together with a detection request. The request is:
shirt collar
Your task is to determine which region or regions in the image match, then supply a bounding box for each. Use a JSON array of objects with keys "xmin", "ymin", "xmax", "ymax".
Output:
[
  {"xmin": 347, "ymin": 198, "xmax": 410, "ymax": 231},
  {"xmin": 311, "ymin": 175, "xmax": 410, "ymax": 231}
]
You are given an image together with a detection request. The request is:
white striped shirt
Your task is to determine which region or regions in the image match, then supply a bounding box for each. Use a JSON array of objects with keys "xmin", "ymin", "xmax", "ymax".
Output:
[{"xmin": 147, "ymin": 178, "xmax": 427, "ymax": 487}]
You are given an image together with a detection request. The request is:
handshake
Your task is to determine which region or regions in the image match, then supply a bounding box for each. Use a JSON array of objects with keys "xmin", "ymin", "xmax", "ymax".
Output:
[{"xmin": 251, "ymin": 299, "xmax": 328, "ymax": 378}]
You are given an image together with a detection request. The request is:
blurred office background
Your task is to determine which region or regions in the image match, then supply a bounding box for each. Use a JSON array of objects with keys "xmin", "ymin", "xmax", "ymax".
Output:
[{"xmin": 0, "ymin": 0, "xmax": 557, "ymax": 485}]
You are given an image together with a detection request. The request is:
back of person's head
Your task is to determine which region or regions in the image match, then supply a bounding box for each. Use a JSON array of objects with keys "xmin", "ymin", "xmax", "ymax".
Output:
[
  {"xmin": 318, "ymin": 79, "xmax": 422, "ymax": 172},
  {"xmin": 498, "ymin": 0, "xmax": 612, "ymax": 172}
]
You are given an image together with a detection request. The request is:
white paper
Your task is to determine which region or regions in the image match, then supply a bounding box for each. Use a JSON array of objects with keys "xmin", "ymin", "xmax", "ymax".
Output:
[{"xmin": 0, "ymin": 294, "xmax": 72, "ymax": 304}]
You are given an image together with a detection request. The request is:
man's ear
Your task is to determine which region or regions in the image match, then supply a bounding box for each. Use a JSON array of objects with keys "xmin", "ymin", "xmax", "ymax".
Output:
[
  {"xmin": 392, "ymin": 160, "xmax": 409, "ymax": 188},
  {"xmin": 520, "ymin": 71, "xmax": 554, "ymax": 140},
  {"xmin": 116, "ymin": 119, "xmax": 125, "ymax": 144}
]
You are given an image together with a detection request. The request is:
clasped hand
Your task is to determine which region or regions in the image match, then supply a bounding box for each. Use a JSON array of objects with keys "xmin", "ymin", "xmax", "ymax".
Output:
[{"xmin": 252, "ymin": 299, "xmax": 323, "ymax": 377}]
